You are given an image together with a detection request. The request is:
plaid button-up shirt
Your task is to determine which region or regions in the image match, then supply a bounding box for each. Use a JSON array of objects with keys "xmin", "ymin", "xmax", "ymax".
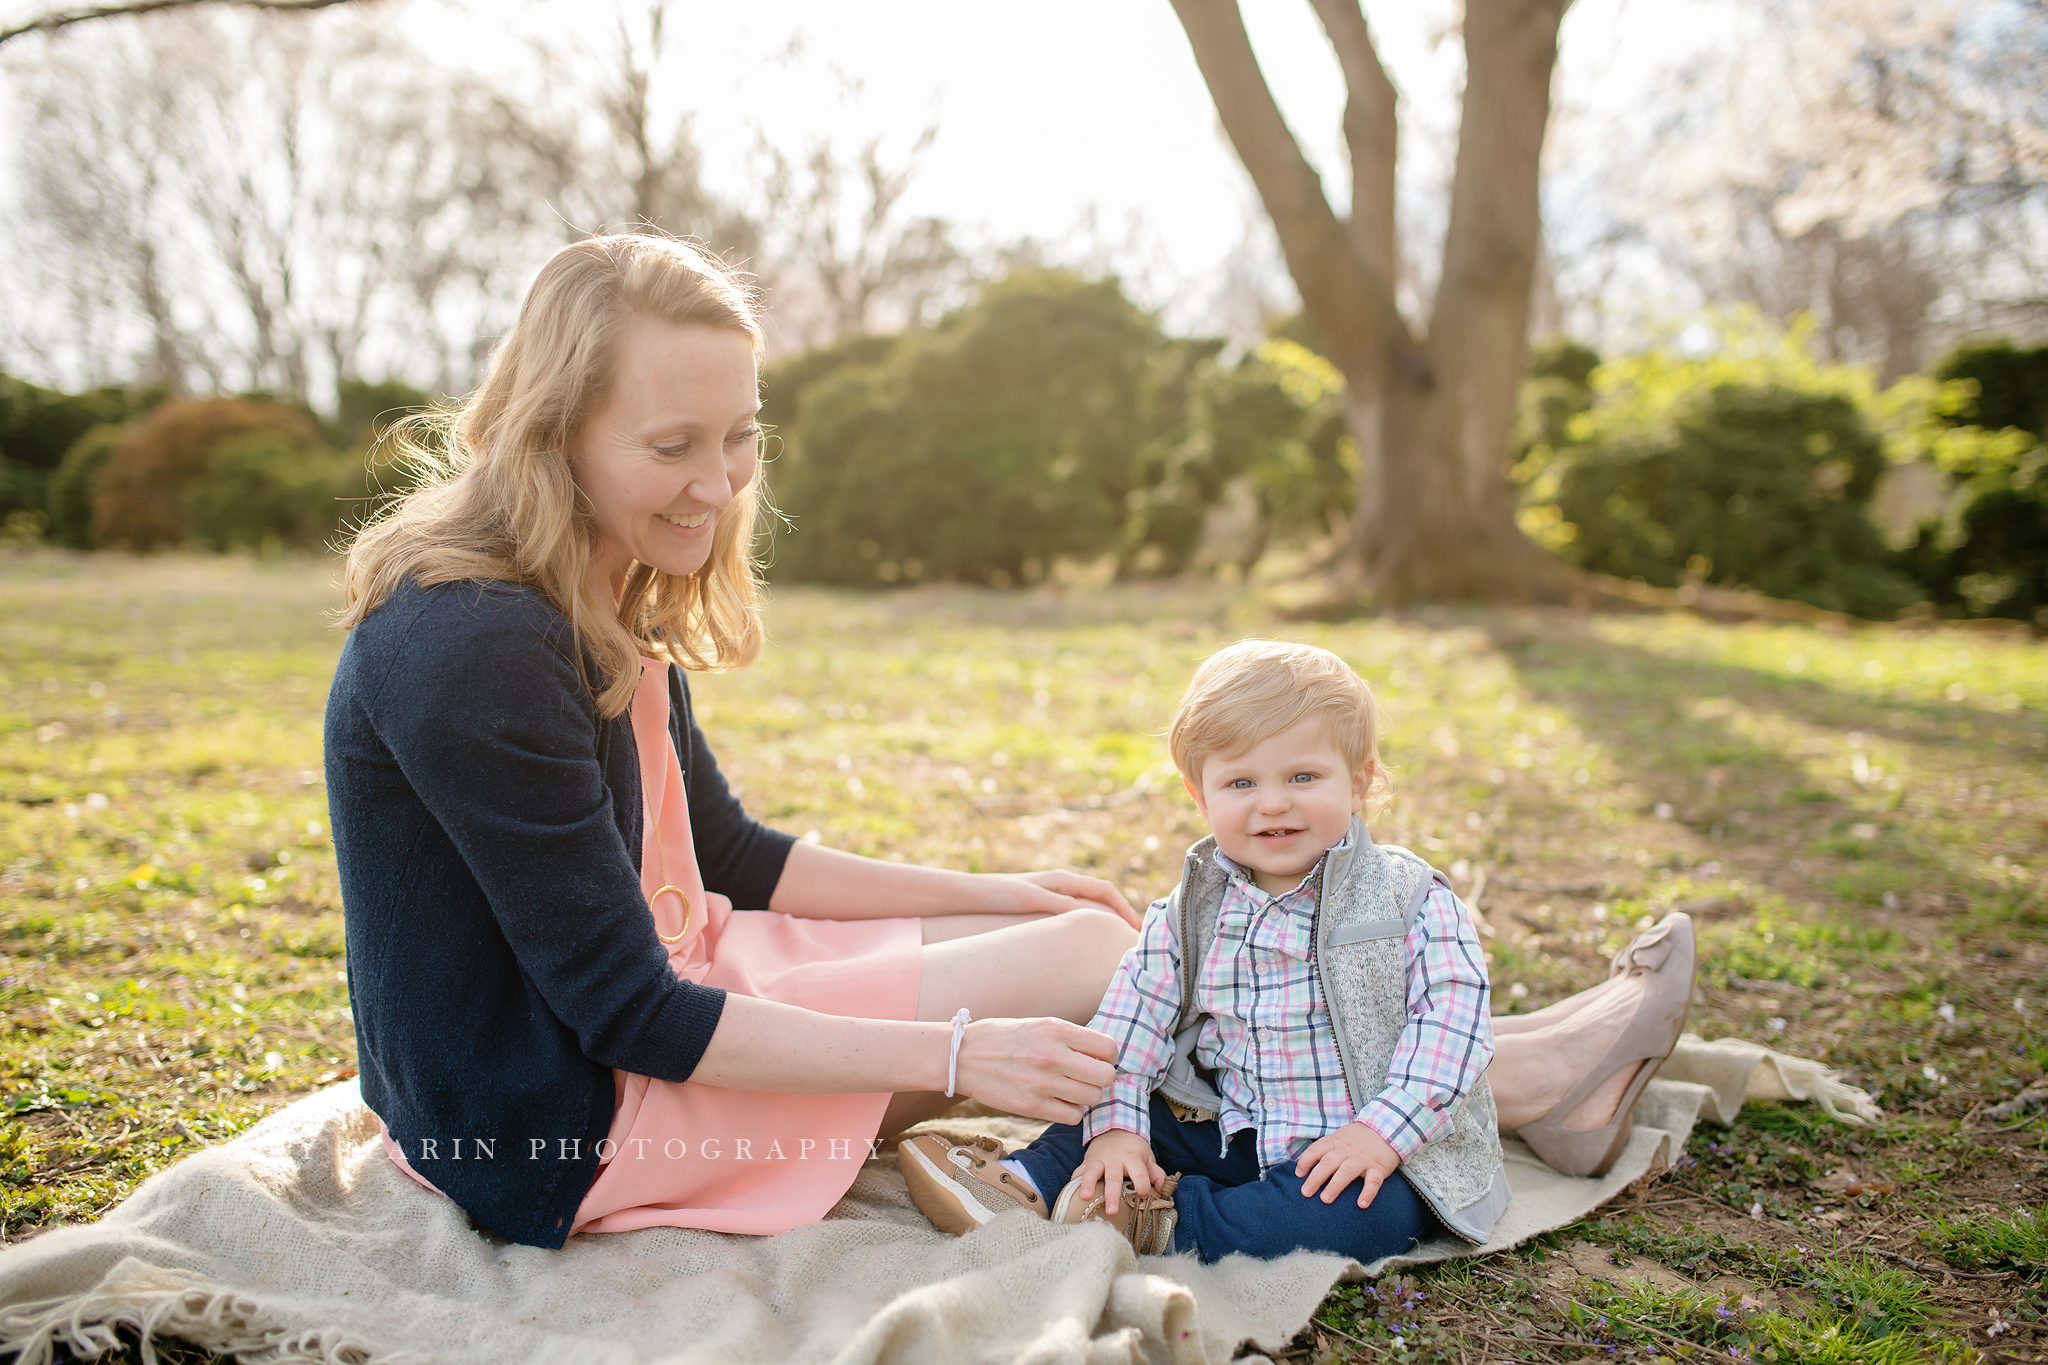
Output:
[{"xmin": 1081, "ymin": 842, "xmax": 1494, "ymax": 1171}]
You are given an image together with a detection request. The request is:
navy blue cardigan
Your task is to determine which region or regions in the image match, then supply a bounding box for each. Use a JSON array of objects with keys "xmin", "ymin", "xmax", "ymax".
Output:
[{"xmin": 324, "ymin": 578, "xmax": 795, "ymax": 1247}]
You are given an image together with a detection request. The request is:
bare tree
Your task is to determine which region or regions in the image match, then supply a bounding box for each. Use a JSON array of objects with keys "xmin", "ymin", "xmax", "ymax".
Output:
[
  {"xmin": 1, "ymin": 0, "xmax": 963, "ymax": 398},
  {"xmin": 1610, "ymin": 0, "xmax": 2048, "ymax": 379},
  {"xmin": 1170, "ymin": 0, "xmax": 1576, "ymax": 602},
  {"xmin": 2, "ymin": 5, "xmax": 573, "ymax": 401},
  {"xmin": 479, "ymin": 0, "xmax": 759, "ymax": 253},
  {"xmin": 756, "ymin": 123, "xmax": 967, "ymax": 346},
  {"xmin": 0, "ymin": 0, "xmax": 354, "ymax": 49}
]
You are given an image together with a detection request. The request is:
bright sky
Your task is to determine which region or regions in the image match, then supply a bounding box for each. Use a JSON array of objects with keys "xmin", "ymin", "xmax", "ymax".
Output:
[
  {"xmin": 410, "ymin": 0, "xmax": 1716, "ymax": 327},
  {"xmin": 0, "ymin": 0, "xmax": 1722, "ymax": 361}
]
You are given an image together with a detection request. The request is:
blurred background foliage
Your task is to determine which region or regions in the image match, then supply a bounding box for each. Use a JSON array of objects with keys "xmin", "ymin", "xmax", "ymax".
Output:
[
  {"xmin": 0, "ymin": 0, "xmax": 2040, "ymax": 626},
  {"xmin": 1, "ymin": 378, "xmax": 425, "ymax": 555},
  {"xmin": 757, "ymin": 269, "xmax": 1358, "ymax": 587},
  {"xmin": 2, "ymin": 283, "xmax": 2043, "ymax": 625},
  {"xmin": 1511, "ymin": 322, "xmax": 2047, "ymax": 625}
]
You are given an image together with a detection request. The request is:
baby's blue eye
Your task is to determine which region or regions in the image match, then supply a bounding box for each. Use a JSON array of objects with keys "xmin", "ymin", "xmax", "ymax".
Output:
[
  {"xmin": 1230, "ymin": 778, "xmax": 1254, "ymax": 790},
  {"xmin": 1290, "ymin": 772, "xmax": 1316, "ymax": 783}
]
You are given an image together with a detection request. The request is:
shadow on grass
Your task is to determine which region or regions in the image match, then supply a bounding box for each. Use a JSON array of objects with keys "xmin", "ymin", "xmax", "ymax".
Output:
[{"xmin": 1493, "ymin": 618, "xmax": 2041, "ymax": 925}]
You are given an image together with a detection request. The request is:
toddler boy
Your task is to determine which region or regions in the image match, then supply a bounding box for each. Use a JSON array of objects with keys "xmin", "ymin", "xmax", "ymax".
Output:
[{"xmin": 900, "ymin": 640, "xmax": 1509, "ymax": 1262}]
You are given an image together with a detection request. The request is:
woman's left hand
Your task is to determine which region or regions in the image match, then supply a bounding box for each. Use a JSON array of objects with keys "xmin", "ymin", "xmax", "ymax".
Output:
[{"xmin": 998, "ymin": 870, "xmax": 1141, "ymax": 928}]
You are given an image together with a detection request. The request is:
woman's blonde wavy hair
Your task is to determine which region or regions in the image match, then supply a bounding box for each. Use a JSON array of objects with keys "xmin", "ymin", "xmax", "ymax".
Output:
[{"xmin": 339, "ymin": 234, "xmax": 768, "ymax": 718}]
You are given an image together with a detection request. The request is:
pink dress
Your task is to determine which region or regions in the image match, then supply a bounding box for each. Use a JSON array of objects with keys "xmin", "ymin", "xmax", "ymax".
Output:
[{"xmin": 388, "ymin": 657, "xmax": 924, "ymax": 1236}]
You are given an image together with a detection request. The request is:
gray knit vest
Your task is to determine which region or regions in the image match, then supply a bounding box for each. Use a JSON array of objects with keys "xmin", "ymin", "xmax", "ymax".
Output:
[{"xmin": 1150, "ymin": 815, "xmax": 1511, "ymax": 1244}]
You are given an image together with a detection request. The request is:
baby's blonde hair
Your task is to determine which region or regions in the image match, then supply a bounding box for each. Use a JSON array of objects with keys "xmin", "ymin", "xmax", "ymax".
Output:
[{"xmin": 1168, "ymin": 640, "xmax": 1389, "ymax": 807}]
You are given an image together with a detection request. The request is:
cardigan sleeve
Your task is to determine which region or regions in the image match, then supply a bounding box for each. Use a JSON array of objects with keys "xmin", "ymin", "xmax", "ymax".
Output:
[
  {"xmin": 672, "ymin": 669, "xmax": 795, "ymax": 910},
  {"xmin": 359, "ymin": 588, "xmax": 725, "ymax": 1082}
]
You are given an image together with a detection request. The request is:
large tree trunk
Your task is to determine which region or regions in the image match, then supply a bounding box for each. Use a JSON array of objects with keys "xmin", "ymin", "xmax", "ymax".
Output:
[
  {"xmin": 1170, "ymin": 0, "xmax": 1578, "ymax": 603},
  {"xmin": 1364, "ymin": 0, "xmax": 1573, "ymax": 600}
]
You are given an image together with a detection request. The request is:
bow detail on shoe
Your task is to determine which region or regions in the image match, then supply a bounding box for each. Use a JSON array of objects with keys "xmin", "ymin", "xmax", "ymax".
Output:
[
  {"xmin": 1516, "ymin": 912, "xmax": 1697, "ymax": 1178},
  {"xmin": 1611, "ymin": 916, "xmax": 1680, "ymax": 976}
]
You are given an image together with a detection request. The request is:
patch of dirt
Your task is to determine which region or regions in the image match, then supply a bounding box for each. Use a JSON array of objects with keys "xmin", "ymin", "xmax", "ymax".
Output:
[{"xmin": 1547, "ymin": 1238, "xmax": 1694, "ymax": 1294}]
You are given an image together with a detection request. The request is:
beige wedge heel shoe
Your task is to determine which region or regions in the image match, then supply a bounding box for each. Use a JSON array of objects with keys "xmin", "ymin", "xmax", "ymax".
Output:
[{"xmin": 1512, "ymin": 912, "xmax": 1696, "ymax": 1178}]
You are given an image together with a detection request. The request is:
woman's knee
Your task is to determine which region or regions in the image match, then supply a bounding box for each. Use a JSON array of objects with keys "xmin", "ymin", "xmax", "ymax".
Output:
[
  {"xmin": 1027, "ymin": 908, "xmax": 1134, "ymax": 1020},
  {"xmin": 1058, "ymin": 907, "xmax": 1138, "ymax": 970}
]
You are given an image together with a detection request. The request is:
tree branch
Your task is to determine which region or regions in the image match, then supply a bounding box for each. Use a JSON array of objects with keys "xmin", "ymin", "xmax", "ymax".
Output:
[
  {"xmin": 0, "ymin": 0, "xmax": 359, "ymax": 48},
  {"xmin": 1423, "ymin": 0, "xmax": 1569, "ymax": 504},
  {"xmin": 1306, "ymin": 0, "xmax": 1398, "ymax": 289},
  {"xmin": 1168, "ymin": 0, "xmax": 1424, "ymax": 385}
]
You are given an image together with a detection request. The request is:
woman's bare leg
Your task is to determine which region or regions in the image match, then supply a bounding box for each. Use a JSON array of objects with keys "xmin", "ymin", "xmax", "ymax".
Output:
[
  {"xmin": 1489, "ymin": 971, "xmax": 1632, "ymax": 1036},
  {"xmin": 878, "ymin": 909, "xmax": 1136, "ymax": 1137},
  {"xmin": 1488, "ymin": 972, "xmax": 1650, "ymax": 1131}
]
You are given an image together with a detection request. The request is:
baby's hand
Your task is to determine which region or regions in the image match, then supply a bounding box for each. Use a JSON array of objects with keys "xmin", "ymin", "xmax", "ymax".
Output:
[
  {"xmin": 1294, "ymin": 1121, "xmax": 1401, "ymax": 1208},
  {"xmin": 1074, "ymin": 1129, "xmax": 1166, "ymax": 1215}
]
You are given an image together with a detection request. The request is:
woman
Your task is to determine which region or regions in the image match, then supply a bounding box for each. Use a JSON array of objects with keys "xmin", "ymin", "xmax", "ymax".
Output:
[{"xmin": 326, "ymin": 234, "xmax": 1689, "ymax": 1250}]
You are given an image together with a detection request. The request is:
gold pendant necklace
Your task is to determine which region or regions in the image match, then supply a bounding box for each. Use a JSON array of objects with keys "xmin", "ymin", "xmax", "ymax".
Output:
[{"xmin": 650, "ymin": 820, "xmax": 694, "ymax": 944}]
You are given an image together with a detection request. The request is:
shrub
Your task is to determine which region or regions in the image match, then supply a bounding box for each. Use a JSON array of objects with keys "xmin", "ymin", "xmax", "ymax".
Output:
[
  {"xmin": 0, "ymin": 375, "xmax": 160, "ymax": 521},
  {"xmin": 1929, "ymin": 469, "xmax": 2048, "ymax": 622},
  {"xmin": 766, "ymin": 271, "xmax": 1189, "ymax": 586},
  {"xmin": 1937, "ymin": 341, "xmax": 2048, "ymax": 434},
  {"xmin": 328, "ymin": 378, "xmax": 431, "ymax": 450},
  {"xmin": 1183, "ymin": 339, "xmax": 1354, "ymax": 571},
  {"xmin": 45, "ymin": 424, "xmax": 129, "ymax": 549},
  {"xmin": 761, "ymin": 291, "xmax": 1366, "ymax": 585},
  {"xmin": 1520, "ymin": 317, "xmax": 1924, "ymax": 619},
  {"xmin": 92, "ymin": 398, "xmax": 323, "ymax": 551},
  {"xmin": 1897, "ymin": 340, "xmax": 2048, "ymax": 623},
  {"xmin": 183, "ymin": 430, "xmax": 360, "ymax": 552},
  {"xmin": 1553, "ymin": 383, "xmax": 1922, "ymax": 617}
]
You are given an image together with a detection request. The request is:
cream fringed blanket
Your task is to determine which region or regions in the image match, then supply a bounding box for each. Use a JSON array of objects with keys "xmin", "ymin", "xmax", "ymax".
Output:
[{"xmin": 0, "ymin": 1036, "xmax": 1878, "ymax": 1365}]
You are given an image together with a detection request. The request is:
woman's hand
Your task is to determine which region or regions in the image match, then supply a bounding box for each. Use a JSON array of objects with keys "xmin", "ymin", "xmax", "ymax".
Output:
[
  {"xmin": 995, "ymin": 870, "xmax": 1141, "ymax": 928},
  {"xmin": 768, "ymin": 844, "xmax": 1141, "ymax": 927},
  {"xmin": 952, "ymin": 1017, "xmax": 1120, "ymax": 1124}
]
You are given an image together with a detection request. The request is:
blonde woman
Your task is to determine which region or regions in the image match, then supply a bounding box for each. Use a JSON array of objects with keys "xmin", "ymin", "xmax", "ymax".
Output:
[{"xmin": 328, "ymin": 234, "xmax": 1138, "ymax": 1248}]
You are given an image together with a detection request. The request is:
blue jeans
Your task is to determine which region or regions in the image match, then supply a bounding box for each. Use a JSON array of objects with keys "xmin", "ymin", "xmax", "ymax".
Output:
[{"xmin": 1008, "ymin": 1094, "xmax": 1439, "ymax": 1264}]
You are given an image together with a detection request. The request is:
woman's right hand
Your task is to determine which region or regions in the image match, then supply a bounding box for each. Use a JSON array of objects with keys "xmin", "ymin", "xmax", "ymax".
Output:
[{"xmin": 951, "ymin": 1017, "xmax": 1120, "ymax": 1124}]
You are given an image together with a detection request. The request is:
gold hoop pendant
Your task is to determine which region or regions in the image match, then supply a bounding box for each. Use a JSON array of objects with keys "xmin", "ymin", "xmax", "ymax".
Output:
[{"xmin": 652, "ymin": 885, "xmax": 694, "ymax": 943}]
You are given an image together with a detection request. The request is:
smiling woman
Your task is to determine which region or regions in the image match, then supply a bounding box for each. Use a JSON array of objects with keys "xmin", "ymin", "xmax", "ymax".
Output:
[
  {"xmin": 569, "ymin": 315, "xmax": 762, "ymax": 600},
  {"xmin": 323, "ymin": 234, "xmax": 1140, "ymax": 1249}
]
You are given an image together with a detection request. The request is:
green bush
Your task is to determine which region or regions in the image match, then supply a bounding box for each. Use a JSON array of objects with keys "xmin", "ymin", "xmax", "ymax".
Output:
[
  {"xmin": 91, "ymin": 398, "xmax": 324, "ymax": 551},
  {"xmin": 762, "ymin": 290, "xmax": 1367, "ymax": 585},
  {"xmin": 0, "ymin": 375, "xmax": 161, "ymax": 521},
  {"xmin": 1187, "ymin": 339, "xmax": 1354, "ymax": 570},
  {"xmin": 1557, "ymin": 383, "xmax": 1920, "ymax": 617},
  {"xmin": 45, "ymin": 424, "xmax": 129, "ymax": 549},
  {"xmin": 183, "ymin": 430, "xmax": 360, "ymax": 552},
  {"xmin": 766, "ymin": 271, "xmax": 1199, "ymax": 585},
  {"xmin": 1937, "ymin": 341, "xmax": 2048, "ymax": 434},
  {"xmin": 25, "ymin": 379, "xmax": 421, "ymax": 553},
  {"xmin": 328, "ymin": 378, "xmax": 430, "ymax": 451},
  {"xmin": 1519, "ymin": 317, "xmax": 1924, "ymax": 619},
  {"xmin": 1897, "ymin": 340, "xmax": 2048, "ymax": 623}
]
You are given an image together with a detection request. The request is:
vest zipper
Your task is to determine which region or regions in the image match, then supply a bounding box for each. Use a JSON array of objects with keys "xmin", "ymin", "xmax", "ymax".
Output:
[
  {"xmin": 1305, "ymin": 855, "xmax": 1355, "ymax": 1118},
  {"xmin": 1177, "ymin": 849, "xmax": 1198, "ymax": 1024}
]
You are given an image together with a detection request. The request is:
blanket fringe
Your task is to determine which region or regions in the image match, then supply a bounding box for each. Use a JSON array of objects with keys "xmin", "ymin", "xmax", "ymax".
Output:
[
  {"xmin": 1786, "ymin": 1059, "xmax": 1884, "ymax": 1128},
  {"xmin": 0, "ymin": 1272, "xmax": 380, "ymax": 1365}
]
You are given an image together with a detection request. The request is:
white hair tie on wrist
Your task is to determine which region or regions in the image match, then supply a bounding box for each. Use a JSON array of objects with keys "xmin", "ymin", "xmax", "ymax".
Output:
[{"xmin": 945, "ymin": 1008, "xmax": 971, "ymax": 1098}]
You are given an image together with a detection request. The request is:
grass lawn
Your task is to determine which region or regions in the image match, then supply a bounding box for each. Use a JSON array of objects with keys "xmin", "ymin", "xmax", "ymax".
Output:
[{"xmin": 3, "ymin": 550, "xmax": 2046, "ymax": 1362}]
